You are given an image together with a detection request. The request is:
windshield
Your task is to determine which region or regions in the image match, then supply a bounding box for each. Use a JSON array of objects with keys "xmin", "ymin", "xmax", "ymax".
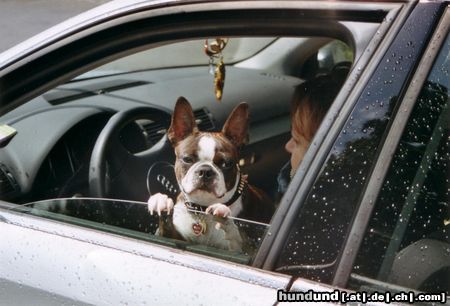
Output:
[{"xmin": 76, "ymin": 37, "xmax": 278, "ymax": 80}]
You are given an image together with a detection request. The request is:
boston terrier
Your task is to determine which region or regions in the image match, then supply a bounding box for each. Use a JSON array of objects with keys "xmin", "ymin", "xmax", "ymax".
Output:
[{"xmin": 148, "ymin": 97, "xmax": 274, "ymax": 252}]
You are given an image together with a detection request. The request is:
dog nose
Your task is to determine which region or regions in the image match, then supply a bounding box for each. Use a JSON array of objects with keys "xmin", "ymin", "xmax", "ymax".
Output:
[{"xmin": 196, "ymin": 166, "xmax": 215, "ymax": 180}]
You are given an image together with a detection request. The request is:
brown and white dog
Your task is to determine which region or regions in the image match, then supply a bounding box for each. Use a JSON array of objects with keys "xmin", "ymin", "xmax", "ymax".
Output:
[{"xmin": 148, "ymin": 97, "xmax": 274, "ymax": 252}]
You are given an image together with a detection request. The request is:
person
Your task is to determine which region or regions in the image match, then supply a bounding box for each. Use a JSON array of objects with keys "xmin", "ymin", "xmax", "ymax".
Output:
[{"xmin": 277, "ymin": 67, "xmax": 348, "ymax": 195}]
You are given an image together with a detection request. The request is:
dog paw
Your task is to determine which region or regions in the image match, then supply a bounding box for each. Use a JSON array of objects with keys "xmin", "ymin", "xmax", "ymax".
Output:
[
  {"xmin": 148, "ymin": 193, "xmax": 174, "ymax": 216},
  {"xmin": 205, "ymin": 203, "xmax": 231, "ymax": 218}
]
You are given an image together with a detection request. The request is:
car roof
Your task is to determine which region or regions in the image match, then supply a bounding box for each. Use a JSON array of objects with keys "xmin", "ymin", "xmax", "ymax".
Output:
[{"xmin": 0, "ymin": 0, "xmax": 177, "ymax": 70}]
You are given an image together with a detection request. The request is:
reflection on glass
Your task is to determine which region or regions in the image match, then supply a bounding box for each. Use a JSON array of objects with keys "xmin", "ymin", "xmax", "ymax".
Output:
[
  {"xmin": 276, "ymin": 11, "xmax": 444, "ymax": 284},
  {"xmin": 14, "ymin": 198, "xmax": 269, "ymax": 264},
  {"xmin": 351, "ymin": 33, "xmax": 450, "ymax": 294}
]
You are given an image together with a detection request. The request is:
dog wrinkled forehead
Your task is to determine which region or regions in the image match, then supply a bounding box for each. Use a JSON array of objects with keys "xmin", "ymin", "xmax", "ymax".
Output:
[{"xmin": 175, "ymin": 133, "xmax": 236, "ymax": 160}]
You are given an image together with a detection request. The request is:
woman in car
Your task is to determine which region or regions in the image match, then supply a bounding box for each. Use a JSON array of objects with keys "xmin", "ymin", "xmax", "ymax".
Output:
[{"xmin": 278, "ymin": 67, "xmax": 348, "ymax": 195}]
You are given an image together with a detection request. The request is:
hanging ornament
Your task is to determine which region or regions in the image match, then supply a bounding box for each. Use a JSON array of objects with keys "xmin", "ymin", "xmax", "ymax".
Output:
[{"xmin": 204, "ymin": 38, "xmax": 228, "ymax": 101}]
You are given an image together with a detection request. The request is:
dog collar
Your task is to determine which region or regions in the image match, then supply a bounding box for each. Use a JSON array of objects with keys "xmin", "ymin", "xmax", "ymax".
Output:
[
  {"xmin": 185, "ymin": 201, "xmax": 206, "ymax": 212},
  {"xmin": 223, "ymin": 173, "xmax": 247, "ymax": 206},
  {"xmin": 185, "ymin": 173, "xmax": 248, "ymax": 211}
]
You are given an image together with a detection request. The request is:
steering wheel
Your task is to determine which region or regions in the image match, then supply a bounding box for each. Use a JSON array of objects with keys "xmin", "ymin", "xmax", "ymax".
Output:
[{"xmin": 89, "ymin": 106, "xmax": 174, "ymax": 201}]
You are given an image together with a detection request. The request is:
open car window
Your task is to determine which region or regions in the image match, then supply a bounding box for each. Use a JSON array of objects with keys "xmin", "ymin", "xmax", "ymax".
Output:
[
  {"xmin": 4, "ymin": 0, "xmax": 408, "ymax": 273},
  {"xmin": 0, "ymin": 34, "xmax": 355, "ymax": 264}
]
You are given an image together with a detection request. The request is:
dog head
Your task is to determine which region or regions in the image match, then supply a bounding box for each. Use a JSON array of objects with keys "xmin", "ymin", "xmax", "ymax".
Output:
[{"xmin": 168, "ymin": 97, "xmax": 248, "ymax": 207}]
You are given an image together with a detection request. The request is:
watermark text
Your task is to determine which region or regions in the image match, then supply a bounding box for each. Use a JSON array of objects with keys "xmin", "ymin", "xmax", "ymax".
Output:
[{"xmin": 277, "ymin": 289, "xmax": 448, "ymax": 304}]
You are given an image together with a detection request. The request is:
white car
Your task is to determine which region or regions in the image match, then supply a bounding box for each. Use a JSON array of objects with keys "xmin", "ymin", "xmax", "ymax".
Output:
[{"xmin": 0, "ymin": 0, "xmax": 448, "ymax": 305}]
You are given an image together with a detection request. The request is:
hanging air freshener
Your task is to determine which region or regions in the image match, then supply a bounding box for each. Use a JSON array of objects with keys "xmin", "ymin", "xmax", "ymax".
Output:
[{"xmin": 204, "ymin": 38, "xmax": 228, "ymax": 101}]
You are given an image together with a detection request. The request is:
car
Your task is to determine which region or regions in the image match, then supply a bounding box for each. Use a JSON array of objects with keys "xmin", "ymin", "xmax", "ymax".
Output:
[{"xmin": 0, "ymin": 0, "xmax": 448, "ymax": 305}]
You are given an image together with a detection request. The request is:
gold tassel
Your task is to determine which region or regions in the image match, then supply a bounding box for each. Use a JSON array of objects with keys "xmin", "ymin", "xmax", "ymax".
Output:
[{"xmin": 214, "ymin": 59, "xmax": 225, "ymax": 101}]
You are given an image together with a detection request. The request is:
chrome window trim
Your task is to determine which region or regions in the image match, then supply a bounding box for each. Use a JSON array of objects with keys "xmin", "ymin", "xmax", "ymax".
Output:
[{"xmin": 332, "ymin": 5, "xmax": 450, "ymax": 288}]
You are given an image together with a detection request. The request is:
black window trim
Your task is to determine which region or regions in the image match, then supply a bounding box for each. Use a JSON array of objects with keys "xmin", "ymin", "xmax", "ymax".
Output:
[{"xmin": 332, "ymin": 5, "xmax": 450, "ymax": 288}]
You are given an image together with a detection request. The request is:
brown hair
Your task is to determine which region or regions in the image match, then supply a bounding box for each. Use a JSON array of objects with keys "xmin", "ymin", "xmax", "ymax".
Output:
[{"xmin": 291, "ymin": 69, "xmax": 347, "ymax": 141}]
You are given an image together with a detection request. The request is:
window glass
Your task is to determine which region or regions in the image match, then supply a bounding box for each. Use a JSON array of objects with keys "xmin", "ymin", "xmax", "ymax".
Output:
[
  {"xmin": 274, "ymin": 5, "xmax": 441, "ymax": 284},
  {"xmin": 350, "ymin": 32, "xmax": 449, "ymax": 294},
  {"xmin": 12, "ymin": 198, "xmax": 269, "ymax": 265},
  {"xmin": 77, "ymin": 37, "xmax": 278, "ymax": 79}
]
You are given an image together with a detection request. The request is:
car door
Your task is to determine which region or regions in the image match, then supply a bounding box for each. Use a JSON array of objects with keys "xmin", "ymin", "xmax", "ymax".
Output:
[{"xmin": 1, "ymin": 1, "xmax": 444, "ymax": 305}]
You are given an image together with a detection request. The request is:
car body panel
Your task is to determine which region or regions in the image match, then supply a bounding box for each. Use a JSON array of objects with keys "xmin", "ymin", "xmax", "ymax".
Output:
[{"xmin": 0, "ymin": 206, "xmax": 291, "ymax": 305}]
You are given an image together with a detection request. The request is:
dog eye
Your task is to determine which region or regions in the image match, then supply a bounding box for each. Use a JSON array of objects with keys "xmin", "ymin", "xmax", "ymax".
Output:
[
  {"xmin": 221, "ymin": 160, "xmax": 234, "ymax": 169},
  {"xmin": 181, "ymin": 156, "xmax": 194, "ymax": 164}
]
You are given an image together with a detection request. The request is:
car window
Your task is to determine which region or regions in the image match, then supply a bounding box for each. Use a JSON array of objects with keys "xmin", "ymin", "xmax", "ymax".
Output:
[
  {"xmin": 272, "ymin": 4, "xmax": 443, "ymax": 284},
  {"xmin": 1, "ymin": 35, "xmax": 353, "ymax": 265},
  {"xmin": 349, "ymin": 32, "xmax": 450, "ymax": 294}
]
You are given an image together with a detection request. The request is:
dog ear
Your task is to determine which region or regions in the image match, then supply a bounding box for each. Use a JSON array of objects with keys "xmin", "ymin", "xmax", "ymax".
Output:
[
  {"xmin": 222, "ymin": 102, "xmax": 249, "ymax": 148},
  {"xmin": 168, "ymin": 97, "xmax": 198, "ymax": 145}
]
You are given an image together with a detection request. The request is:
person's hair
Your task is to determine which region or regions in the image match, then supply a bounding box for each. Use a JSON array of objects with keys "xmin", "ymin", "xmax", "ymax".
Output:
[{"xmin": 291, "ymin": 67, "xmax": 348, "ymax": 141}]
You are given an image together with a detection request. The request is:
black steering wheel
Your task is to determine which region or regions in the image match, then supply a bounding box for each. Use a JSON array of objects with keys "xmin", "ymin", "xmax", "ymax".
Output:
[{"xmin": 89, "ymin": 106, "xmax": 174, "ymax": 201}]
